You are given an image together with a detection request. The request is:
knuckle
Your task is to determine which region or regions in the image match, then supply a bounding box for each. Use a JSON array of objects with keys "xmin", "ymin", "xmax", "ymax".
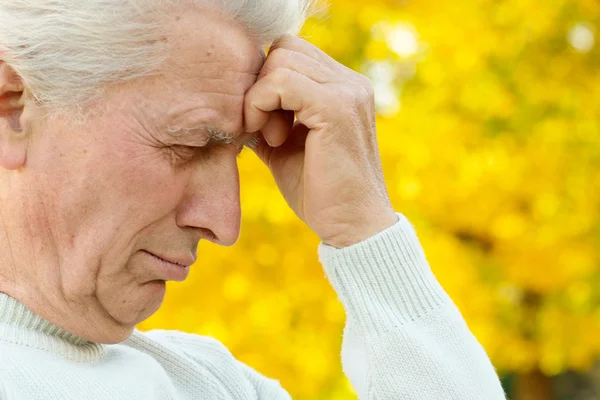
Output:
[
  {"xmin": 267, "ymin": 48, "xmax": 293, "ymax": 68},
  {"xmin": 339, "ymin": 86, "xmax": 361, "ymax": 106},
  {"xmin": 362, "ymin": 84, "xmax": 375, "ymax": 107},
  {"xmin": 270, "ymin": 67, "xmax": 293, "ymax": 86},
  {"xmin": 360, "ymin": 76, "xmax": 375, "ymax": 98}
]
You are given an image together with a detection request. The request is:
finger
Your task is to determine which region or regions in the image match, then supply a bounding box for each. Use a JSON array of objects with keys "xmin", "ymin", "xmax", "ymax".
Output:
[
  {"xmin": 244, "ymin": 68, "xmax": 330, "ymax": 133},
  {"xmin": 258, "ymin": 48, "xmax": 333, "ymax": 84},
  {"xmin": 260, "ymin": 109, "xmax": 294, "ymax": 147},
  {"xmin": 251, "ymin": 123, "xmax": 309, "ymax": 173}
]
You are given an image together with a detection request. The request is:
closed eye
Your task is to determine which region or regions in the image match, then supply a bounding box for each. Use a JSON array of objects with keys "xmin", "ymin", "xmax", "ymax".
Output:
[
  {"xmin": 166, "ymin": 133, "xmax": 259, "ymax": 163},
  {"xmin": 165, "ymin": 144, "xmax": 203, "ymax": 164}
]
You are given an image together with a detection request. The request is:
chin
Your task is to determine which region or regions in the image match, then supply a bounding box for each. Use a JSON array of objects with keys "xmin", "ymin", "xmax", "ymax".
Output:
[
  {"xmin": 98, "ymin": 281, "xmax": 167, "ymax": 343},
  {"xmin": 134, "ymin": 281, "xmax": 168, "ymax": 322}
]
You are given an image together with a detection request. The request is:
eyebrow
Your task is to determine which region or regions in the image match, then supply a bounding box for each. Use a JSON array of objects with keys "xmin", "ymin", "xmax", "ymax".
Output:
[{"xmin": 167, "ymin": 124, "xmax": 258, "ymax": 151}]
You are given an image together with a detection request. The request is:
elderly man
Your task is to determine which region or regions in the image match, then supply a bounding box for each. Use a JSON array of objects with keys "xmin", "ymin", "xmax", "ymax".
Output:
[{"xmin": 0, "ymin": 1, "xmax": 507, "ymax": 399}]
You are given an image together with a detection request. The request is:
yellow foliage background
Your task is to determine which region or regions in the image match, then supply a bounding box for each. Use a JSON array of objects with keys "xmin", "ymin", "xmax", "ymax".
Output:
[{"xmin": 139, "ymin": 0, "xmax": 600, "ymax": 398}]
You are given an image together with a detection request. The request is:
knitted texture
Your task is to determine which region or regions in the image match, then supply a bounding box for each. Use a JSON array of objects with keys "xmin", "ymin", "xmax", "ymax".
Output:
[{"xmin": 0, "ymin": 214, "xmax": 507, "ymax": 399}]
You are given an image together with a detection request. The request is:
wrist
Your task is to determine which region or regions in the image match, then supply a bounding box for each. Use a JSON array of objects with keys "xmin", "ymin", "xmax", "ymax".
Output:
[{"xmin": 322, "ymin": 210, "xmax": 399, "ymax": 249}]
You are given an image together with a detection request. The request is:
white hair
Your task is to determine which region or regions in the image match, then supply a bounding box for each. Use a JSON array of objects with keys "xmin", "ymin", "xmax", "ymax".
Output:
[{"xmin": 0, "ymin": 0, "xmax": 314, "ymax": 111}]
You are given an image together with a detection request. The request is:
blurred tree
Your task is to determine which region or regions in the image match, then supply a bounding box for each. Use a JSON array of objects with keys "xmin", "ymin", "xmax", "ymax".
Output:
[{"xmin": 139, "ymin": 0, "xmax": 600, "ymax": 399}]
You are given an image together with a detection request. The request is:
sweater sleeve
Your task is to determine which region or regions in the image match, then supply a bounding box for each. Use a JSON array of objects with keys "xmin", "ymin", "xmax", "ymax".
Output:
[{"xmin": 318, "ymin": 214, "xmax": 507, "ymax": 400}]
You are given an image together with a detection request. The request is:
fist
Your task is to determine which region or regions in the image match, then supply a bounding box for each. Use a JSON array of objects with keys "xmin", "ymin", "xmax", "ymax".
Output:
[{"xmin": 244, "ymin": 35, "xmax": 398, "ymax": 248}]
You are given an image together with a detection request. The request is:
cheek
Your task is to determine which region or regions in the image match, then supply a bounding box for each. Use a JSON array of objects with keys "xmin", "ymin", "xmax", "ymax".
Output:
[
  {"xmin": 88, "ymin": 150, "xmax": 189, "ymax": 245},
  {"xmin": 55, "ymin": 149, "xmax": 190, "ymax": 293},
  {"xmin": 39, "ymin": 132, "xmax": 189, "ymax": 263},
  {"xmin": 115, "ymin": 157, "xmax": 184, "ymax": 215}
]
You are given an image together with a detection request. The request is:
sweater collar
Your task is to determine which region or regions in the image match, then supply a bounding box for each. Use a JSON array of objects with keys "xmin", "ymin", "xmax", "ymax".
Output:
[{"xmin": 0, "ymin": 292, "xmax": 105, "ymax": 361}]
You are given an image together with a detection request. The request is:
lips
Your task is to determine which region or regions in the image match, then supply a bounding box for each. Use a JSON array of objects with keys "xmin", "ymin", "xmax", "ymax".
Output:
[
  {"xmin": 142, "ymin": 250, "xmax": 194, "ymax": 268},
  {"xmin": 141, "ymin": 250, "xmax": 191, "ymax": 282}
]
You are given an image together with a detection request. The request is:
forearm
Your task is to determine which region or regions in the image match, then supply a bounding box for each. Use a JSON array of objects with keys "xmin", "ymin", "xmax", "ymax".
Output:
[{"xmin": 318, "ymin": 214, "xmax": 507, "ymax": 399}]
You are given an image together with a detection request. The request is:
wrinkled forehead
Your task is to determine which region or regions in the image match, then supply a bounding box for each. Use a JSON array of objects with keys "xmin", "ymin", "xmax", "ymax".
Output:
[
  {"xmin": 166, "ymin": 9, "xmax": 265, "ymax": 72},
  {"xmin": 151, "ymin": 9, "xmax": 265, "ymax": 135}
]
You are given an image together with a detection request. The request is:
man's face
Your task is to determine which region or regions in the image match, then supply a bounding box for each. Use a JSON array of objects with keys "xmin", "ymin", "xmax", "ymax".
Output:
[{"xmin": 4, "ymin": 9, "xmax": 264, "ymax": 342}]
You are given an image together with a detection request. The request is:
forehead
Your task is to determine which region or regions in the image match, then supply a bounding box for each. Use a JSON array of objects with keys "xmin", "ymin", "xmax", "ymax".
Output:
[{"xmin": 156, "ymin": 8, "xmax": 265, "ymax": 135}]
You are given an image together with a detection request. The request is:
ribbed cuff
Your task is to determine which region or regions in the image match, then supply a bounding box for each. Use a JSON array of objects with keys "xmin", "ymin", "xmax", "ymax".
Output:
[{"xmin": 318, "ymin": 214, "xmax": 449, "ymax": 335}]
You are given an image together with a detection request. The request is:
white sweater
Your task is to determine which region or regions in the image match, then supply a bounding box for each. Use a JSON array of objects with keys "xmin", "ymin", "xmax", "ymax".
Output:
[{"xmin": 0, "ymin": 215, "xmax": 507, "ymax": 399}]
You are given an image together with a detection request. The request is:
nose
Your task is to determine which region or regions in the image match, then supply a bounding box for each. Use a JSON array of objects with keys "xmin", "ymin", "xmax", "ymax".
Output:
[{"xmin": 176, "ymin": 155, "xmax": 241, "ymax": 246}]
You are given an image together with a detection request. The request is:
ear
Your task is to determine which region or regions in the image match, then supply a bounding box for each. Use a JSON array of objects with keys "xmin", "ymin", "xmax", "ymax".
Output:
[{"xmin": 0, "ymin": 60, "xmax": 28, "ymax": 170}]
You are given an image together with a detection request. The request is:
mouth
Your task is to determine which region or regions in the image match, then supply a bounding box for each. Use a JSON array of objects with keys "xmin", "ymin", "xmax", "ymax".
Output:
[
  {"xmin": 141, "ymin": 250, "xmax": 192, "ymax": 282},
  {"xmin": 142, "ymin": 250, "xmax": 192, "ymax": 268}
]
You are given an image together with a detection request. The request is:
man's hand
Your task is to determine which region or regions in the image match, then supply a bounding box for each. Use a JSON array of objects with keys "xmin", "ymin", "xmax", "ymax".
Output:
[{"xmin": 244, "ymin": 35, "xmax": 398, "ymax": 248}]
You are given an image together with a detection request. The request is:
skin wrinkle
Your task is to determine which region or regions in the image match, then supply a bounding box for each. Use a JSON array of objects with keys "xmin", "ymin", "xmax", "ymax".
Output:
[
  {"xmin": 166, "ymin": 124, "xmax": 257, "ymax": 151},
  {"xmin": 171, "ymin": 78, "xmax": 251, "ymax": 96},
  {"xmin": 116, "ymin": 109, "xmax": 191, "ymax": 169},
  {"xmin": 174, "ymin": 59, "xmax": 259, "ymax": 73},
  {"xmin": 165, "ymin": 104, "xmax": 226, "ymax": 129},
  {"xmin": 0, "ymin": 207, "xmax": 16, "ymax": 289},
  {"xmin": 25, "ymin": 193, "xmax": 73, "ymax": 315},
  {"xmin": 118, "ymin": 116, "xmax": 169, "ymax": 160},
  {"xmin": 177, "ymin": 72, "xmax": 262, "ymax": 89}
]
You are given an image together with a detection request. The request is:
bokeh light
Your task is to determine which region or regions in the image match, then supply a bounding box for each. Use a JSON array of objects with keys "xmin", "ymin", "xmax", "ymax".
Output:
[{"xmin": 568, "ymin": 23, "xmax": 595, "ymax": 53}]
